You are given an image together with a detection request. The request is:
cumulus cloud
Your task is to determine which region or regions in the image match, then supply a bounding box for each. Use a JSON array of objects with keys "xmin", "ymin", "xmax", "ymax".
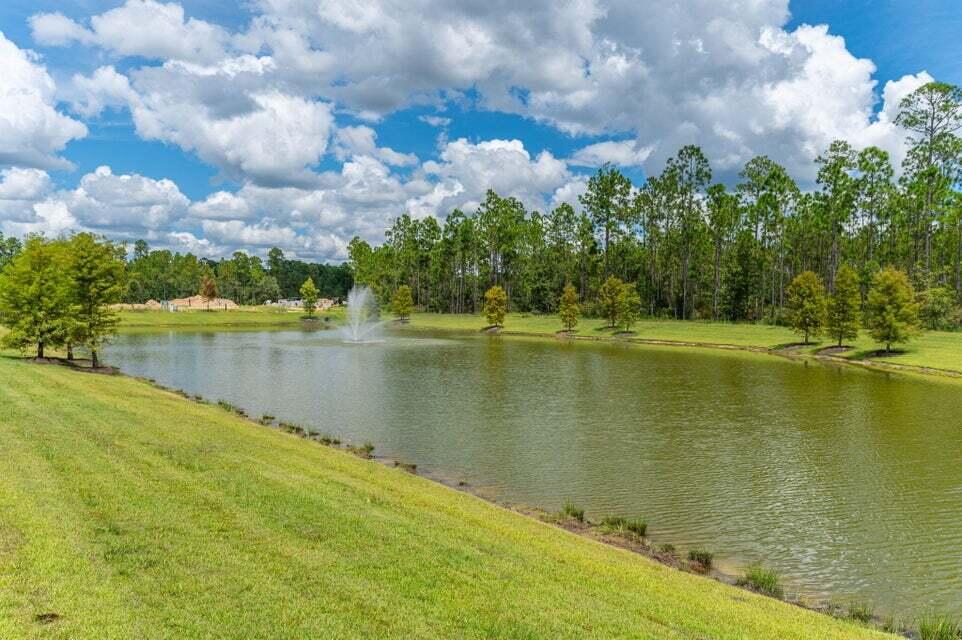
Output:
[
  {"xmin": 39, "ymin": 0, "xmax": 927, "ymax": 184},
  {"xmin": 410, "ymin": 138, "xmax": 571, "ymax": 216},
  {"xmin": 0, "ymin": 33, "xmax": 86, "ymax": 170},
  {"xmin": 569, "ymin": 140, "xmax": 654, "ymax": 168},
  {"xmin": 0, "ymin": 166, "xmax": 189, "ymax": 238},
  {"xmin": 30, "ymin": 0, "xmax": 229, "ymax": 63},
  {"xmin": 333, "ymin": 126, "xmax": 418, "ymax": 167},
  {"xmin": 13, "ymin": 0, "xmax": 938, "ymax": 258}
]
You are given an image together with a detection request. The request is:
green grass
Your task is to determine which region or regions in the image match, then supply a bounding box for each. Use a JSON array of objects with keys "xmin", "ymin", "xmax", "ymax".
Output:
[
  {"xmin": 737, "ymin": 564, "xmax": 785, "ymax": 600},
  {"xmin": 117, "ymin": 306, "xmax": 344, "ymax": 328},
  {"xmin": 402, "ymin": 312, "xmax": 962, "ymax": 375},
  {"xmin": 0, "ymin": 357, "xmax": 889, "ymax": 639}
]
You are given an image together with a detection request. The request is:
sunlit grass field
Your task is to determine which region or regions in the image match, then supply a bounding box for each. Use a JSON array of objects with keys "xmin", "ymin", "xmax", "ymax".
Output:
[{"xmin": 0, "ymin": 356, "xmax": 889, "ymax": 639}]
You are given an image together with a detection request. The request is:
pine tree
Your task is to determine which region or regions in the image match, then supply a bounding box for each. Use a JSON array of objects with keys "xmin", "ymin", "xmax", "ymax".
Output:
[
  {"xmin": 558, "ymin": 283, "xmax": 580, "ymax": 332},
  {"xmin": 483, "ymin": 286, "xmax": 507, "ymax": 327},
  {"xmin": 598, "ymin": 275, "xmax": 623, "ymax": 328},
  {"xmin": 826, "ymin": 264, "xmax": 861, "ymax": 347},
  {"xmin": 865, "ymin": 267, "xmax": 919, "ymax": 352},
  {"xmin": 300, "ymin": 277, "xmax": 319, "ymax": 316},
  {"xmin": 392, "ymin": 284, "xmax": 414, "ymax": 321},
  {"xmin": 786, "ymin": 271, "xmax": 826, "ymax": 344}
]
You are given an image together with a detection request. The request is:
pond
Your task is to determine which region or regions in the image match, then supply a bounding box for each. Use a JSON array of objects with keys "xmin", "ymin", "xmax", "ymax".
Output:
[{"xmin": 105, "ymin": 327, "xmax": 962, "ymax": 619}]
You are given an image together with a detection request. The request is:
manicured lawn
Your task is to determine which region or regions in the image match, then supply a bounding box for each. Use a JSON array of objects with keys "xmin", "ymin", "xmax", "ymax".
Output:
[
  {"xmin": 117, "ymin": 307, "xmax": 343, "ymax": 328},
  {"xmin": 0, "ymin": 357, "xmax": 887, "ymax": 639}
]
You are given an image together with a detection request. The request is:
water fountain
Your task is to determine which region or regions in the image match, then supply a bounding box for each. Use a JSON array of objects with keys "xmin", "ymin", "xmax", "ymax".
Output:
[{"xmin": 340, "ymin": 286, "xmax": 384, "ymax": 343}]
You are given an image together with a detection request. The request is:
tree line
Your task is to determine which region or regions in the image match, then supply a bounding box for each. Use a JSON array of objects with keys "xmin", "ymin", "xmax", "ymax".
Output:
[
  {"xmin": 124, "ymin": 241, "xmax": 352, "ymax": 305},
  {"xmin": 349, "ymin": 81, "xmax": 962, "ymax": 332}
]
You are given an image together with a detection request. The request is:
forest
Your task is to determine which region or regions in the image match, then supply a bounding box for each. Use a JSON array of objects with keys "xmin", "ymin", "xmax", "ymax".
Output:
[
  {"xmin": 349, "ymin": 82, "xmax": 962, "ymax": 330},
  {"xmin": 121, "ymin": 241, "xmax": 353, "ymax": 304}
]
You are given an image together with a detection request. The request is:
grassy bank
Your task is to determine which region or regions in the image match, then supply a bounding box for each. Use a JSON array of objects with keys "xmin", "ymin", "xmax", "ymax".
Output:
[
  {"xmin": 116, "ymin": 307, "xmax": 962, "ymax": 375},
  {"xmin": 402, "ymin": 312, "xmax": 962, "ymax": 375},
  {"xmin": 116, "ymin": 307, "xmax": 332, "ymax": 328},
  {"xmin": 0, "ymin": 357, "xmax": 887, "ymax": 639}
]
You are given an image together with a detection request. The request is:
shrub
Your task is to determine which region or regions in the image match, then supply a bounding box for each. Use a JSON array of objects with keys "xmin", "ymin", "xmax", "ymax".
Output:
[
  {"xmin": 483, "ymin": 286, "xmax": 507, "ymax": 327},
  {"xmin": 658, "ymin": 543, "xmax": 676, "ymax": 555},
  {"xmin": 736, "ymin": 564, "xmax": 784, "ymax": 599},
  {"xmin": 259, "ymin": 414, "xmax": 276, "ymax": 425},
  {"xmin": 600, "ymin": 515, "xmax": 647, "ymax": 537},
  {"xmin": 687, "ymin": 549, "xmax": 714, "ymax": 570},
  {"xmin": 918, "ymin": 614, "xmax": 960, "ymax": 640},
  {"xmin": 348, "ymin": 441, "xmax": 375, "ymax": 458},
  {"xmin": 847, "ymin": 602, "xmax": 874, "ymax": 623},
  {"xmin": 560, "ymin": 500, "xmax": 585, "ymax": 522},
  {"xmin": 318, "ymin": 435, "xmax": 341, "ymax": 446}
]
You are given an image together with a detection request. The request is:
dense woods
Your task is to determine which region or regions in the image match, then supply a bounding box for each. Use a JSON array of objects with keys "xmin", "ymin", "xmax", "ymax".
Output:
[
  {"xmin": 123, "ymin": 241, "xmax": 352, "ymax": 304},
  {"xmin": 349, "ymin": 82, "xmax": 962, "ymax": 330}
]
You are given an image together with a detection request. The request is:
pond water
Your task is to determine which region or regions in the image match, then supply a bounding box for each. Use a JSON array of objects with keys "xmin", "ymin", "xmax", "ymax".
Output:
[{"xmin": 105, "ymin": 327, "xmax": 962, "ymax": 618}]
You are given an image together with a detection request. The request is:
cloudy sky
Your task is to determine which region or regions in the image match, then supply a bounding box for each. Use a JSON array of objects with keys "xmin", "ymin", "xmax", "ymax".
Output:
[{"xmin": 0, "ymin": 0, "xmax": 958, "ymax": 261}]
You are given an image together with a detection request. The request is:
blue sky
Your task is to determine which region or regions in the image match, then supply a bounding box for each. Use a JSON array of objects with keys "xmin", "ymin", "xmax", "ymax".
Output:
[{"xmin": 0, "ymin": 1, "xmax": 958, "ymax": 259}]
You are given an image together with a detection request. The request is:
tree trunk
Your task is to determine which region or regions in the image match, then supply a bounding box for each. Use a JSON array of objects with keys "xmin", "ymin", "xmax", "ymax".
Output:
[
  {"xmin": 91, "ymin": 349, "xmax": 99, "ymax": 369},
  {"xmin": 37, "ymin": 341, "xmax": 44, "ymax": 359}
]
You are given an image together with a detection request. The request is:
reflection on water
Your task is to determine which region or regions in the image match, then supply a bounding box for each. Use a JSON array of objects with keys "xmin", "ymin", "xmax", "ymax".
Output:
[{"xmin": 106, "ymin": 327, "xmax": 962, "ymax": 618}]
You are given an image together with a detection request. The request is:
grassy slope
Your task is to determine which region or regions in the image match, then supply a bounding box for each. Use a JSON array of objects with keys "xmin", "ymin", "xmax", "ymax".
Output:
[
  {"xmin": 116, "ymin": 307, "xmax": 318, "ymax": 328},
  {"xmin": 402, "ymin": 312, "xmax": 962, "ymax": 374},
  {"xmin": 0, "ymin": 357, "xmax": 886, "ymax": 639}
]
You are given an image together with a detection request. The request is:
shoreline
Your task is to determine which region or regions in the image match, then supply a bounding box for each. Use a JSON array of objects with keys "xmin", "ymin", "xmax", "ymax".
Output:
[
  {"xmin": 403, "ymin": 322, "xmax": 962, "ymax": 382},
  {"xmin": 54, "ymin": 356, "xmax": 903, "ymax": 636}
]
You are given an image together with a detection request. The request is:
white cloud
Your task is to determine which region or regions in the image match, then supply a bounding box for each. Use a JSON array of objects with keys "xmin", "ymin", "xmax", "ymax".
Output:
[
  {"xmin": 189, "ymin": 191, "xmax": 253, "ymax": 220},
  {"xmin": 569, "ymin": 140, "xmax": 654, "ymax": 168},
  {"xmin": 37, "ymin": 0, "xmax": 929, "ymax": 185},
  {"xmin": 333, "ymin": 126, "xmax": 418, "ymax": 167},
  {"xmin": 0, "ymin": 33, "xmax": 86, "ymax": 170},
  {"xmin": 410, "ymin": 138, "xmax": 570, "ymax": 216},
  {"xmin": 31, "ymin": 0, "xmax": 229, "ymax": 63},
  {"xmin": 67, "ymin": 65, "xmax": 138, "ymax": 118},
  {"xmin": 0, "ymin": 166, "xmax": 188, "ymax": 238},
  {"xmin": 130, "ymin": 86, "xmax": 335, "ymax": 186},
  {"xmin": 419, "ymin": 115, "xmax": 451, "ymax": 127}
]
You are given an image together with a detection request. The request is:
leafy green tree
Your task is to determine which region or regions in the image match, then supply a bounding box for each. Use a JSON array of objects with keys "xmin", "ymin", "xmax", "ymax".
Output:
[
  {"xmin": 558, "ymin": 283, "xmax": 580, "ymax": 332},
  {"xmin": 0, "ymin": 237, "xmax": 71, "ymax": 359},
  {"xmin": 918, "ymin": 286, "xmax": 960, "ymax": 330},
  {"xmin": 300, "ymin": 277, "xmax": 319, "ymax": 317},
  {"xmin": 826, "ymin": 265, "xmax": 861, "ymax": 347},
  {"xmin": 68, "ymin": 233, "xmax": 125, "ymax": 368},
  {"xmin": 786, "ymin": 271, "xmax": 826, "ymax": 344},
  {"xmin": 483, "ymin": 285, "xmax": 507, "ymax": 327},
  {"xmin": 392, "ymin": 284, "xmax": 414, "ymax": 320},
  {"xmin": 616, "ymin": 282, "xmax": 641, "ymax": 332},
  {"xmin": 865, "ymin": 267, "xmax": 920, "ymax": 352},
  {"xmin": 598, "ymin": 275, "xmax": 624, "ymax": 327}
]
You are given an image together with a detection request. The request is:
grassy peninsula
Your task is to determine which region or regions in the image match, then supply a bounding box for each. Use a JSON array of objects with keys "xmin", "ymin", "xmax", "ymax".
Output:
[{"xmin": 0, "ymin": 355, "xmax": 888, "ymax": 639}]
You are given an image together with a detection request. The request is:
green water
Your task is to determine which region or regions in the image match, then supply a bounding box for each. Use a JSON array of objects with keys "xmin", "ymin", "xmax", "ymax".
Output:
[{"xmin": 105, "ymin": 328, "xmax": 962, "ymax": 618}]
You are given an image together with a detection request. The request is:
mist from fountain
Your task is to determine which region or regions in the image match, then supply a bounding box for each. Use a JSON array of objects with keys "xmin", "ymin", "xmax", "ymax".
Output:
[{"xmin": 340, "ymin": 286, "xmax": 385, "ymax": 343}]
